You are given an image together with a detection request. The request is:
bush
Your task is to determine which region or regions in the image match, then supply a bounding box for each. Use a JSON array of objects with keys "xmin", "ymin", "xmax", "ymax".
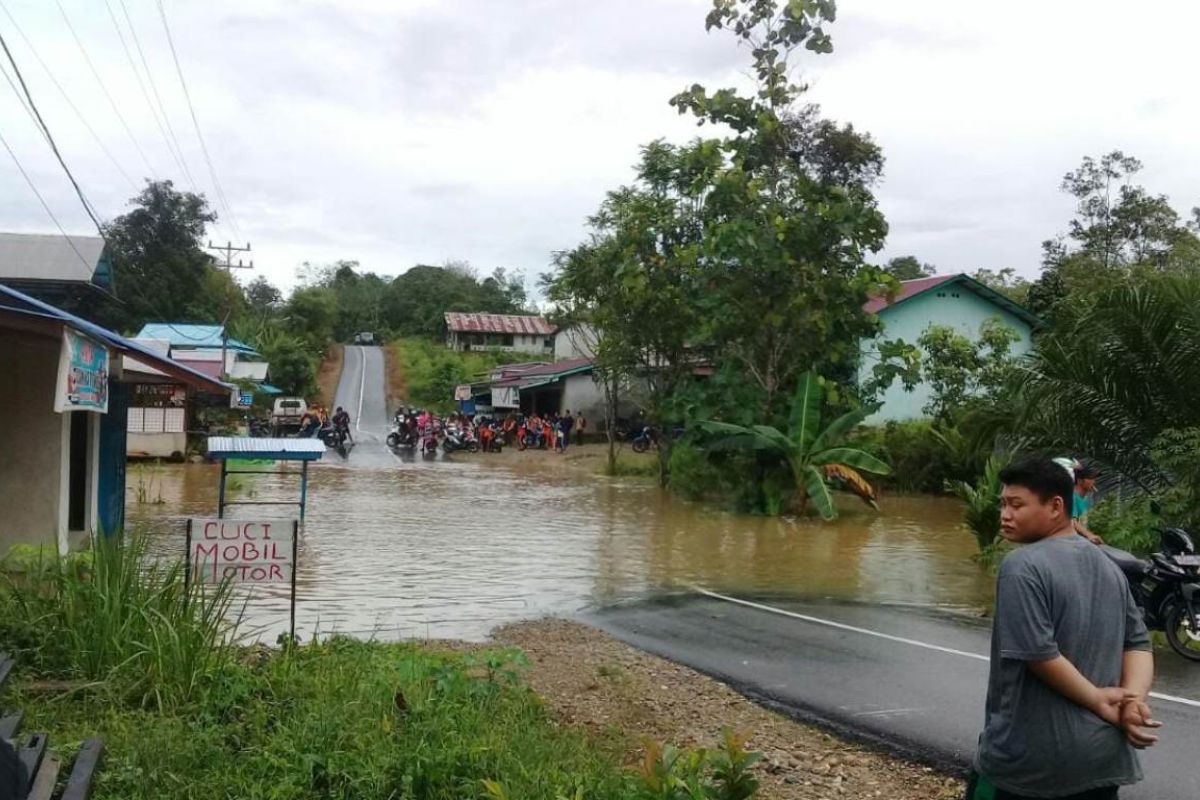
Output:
[
  {"xmin": 0, "ymin": 535, "xmax": 238, "ymax": 710},
  {"xmin": 853, "ymin": 420, "xmax": 976, "ymax": 494},
  {"xmin": 667, "ymin": 441, "xmax": 791, "ymax": 515},
  {"xmin": 1088, "ymin": 495, "xmax": 1159, "ymax": 557},
  {"xmin": 947, "ymin": 455, "xmax": 1007, "ymax": 552},
  {"xmin": 389, "ymin": 338, "xmax": 541, "ymax": 412}
]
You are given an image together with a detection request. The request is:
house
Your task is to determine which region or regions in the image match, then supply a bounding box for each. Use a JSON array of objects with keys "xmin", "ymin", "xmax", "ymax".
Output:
[
  {"xmin": 444, "ymin": 312, "xmax": 556, "ymax": 354},
  {"xmin": 126, "ymin": 323, "xmax": 277, "ymax": 457},
  {"xmin": 553, "ymin": 323, "xmax": 598, "ymax": 361},
  {"xmin": 860, "ymin": 273, "xmax": 1041, "ymax": 422},
  {"xmin": 0, "ymin": 232, "xmax": 115, "ymax": 304},
  {"xmin": 0, "ymin": 284, "xmax": 230, "ymax": 556}
]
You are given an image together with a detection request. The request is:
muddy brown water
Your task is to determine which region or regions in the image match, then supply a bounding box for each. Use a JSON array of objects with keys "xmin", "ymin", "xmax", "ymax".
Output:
[{"xmin": 127, "ymin": 451, "xmax": 991, "ymax": 642}]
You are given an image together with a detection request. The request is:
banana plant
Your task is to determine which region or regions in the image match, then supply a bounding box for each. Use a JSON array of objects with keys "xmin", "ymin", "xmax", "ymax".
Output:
[{"xmin": 699, "ymin": 372, "xmax": 890, "ymax": 519}]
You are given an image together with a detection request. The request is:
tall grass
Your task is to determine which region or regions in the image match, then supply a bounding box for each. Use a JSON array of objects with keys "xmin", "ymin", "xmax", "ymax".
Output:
[{"xmin": 0, "ymin": 535, "xmax": 241, "ymax": 710}]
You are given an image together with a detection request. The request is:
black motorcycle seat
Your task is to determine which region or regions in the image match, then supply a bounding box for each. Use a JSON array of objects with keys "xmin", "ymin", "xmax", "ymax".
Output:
[{"xmin": 1099, "ymin": 544, "xmax": 1150, "ymax": 578}]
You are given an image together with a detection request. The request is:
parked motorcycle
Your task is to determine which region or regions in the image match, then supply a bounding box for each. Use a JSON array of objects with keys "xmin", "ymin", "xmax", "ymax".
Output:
[
  {"xmin": 516, "ymin": 429, "xmax": 544, "ymax": 451},
  {"xmin": 442, "ymin": 426, "xmax": 479, "ymax": 454},
  {"xmin": 386, "ymin": 422, "xmax": 417, "ymax": 450},
  {"xmin": 631, "ymin": 425, "xmax": 659, "ymax": 453},
  {"xmin": 420, "ymin": 427, "xmax": 439, "ymax": 457},
  {"xmin": 247, "ymin": 416, "xmax": 271, "ymax": 438},
  {"xmin": 1103, "ymin": 526, "xmax": 1200, "ymax": 661}
]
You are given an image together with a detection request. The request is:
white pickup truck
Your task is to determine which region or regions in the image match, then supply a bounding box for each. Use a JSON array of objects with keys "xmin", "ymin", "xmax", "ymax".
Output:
[{"xmin": 271, "ymin": 397, "xmax": 308, "ymax": 436}]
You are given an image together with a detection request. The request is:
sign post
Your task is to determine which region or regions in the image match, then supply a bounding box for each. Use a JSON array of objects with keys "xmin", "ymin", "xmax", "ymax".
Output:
[
  {"xmin": 54, "ymin": 327, "xmax": 109, "ymax": 413},
  {"xmin": 185, "ymin": 517, "xmax": 300, "ymax": 641}
]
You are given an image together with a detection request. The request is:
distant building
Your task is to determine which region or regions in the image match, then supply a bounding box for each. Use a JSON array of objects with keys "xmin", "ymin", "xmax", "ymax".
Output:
[
  {"xmin": 0, "ymin": 232, "xmax": 115, "ymax": 304},
  {"xmin": 860, "ymin": 273, "xmax": 1041, "ymax": 422},
  {"xmin": 126, "ymin": 323, "xmax": 277, "ymax": 458},
  {"xmin": 444, "ymin": 312, "xmax": 556, "ymax": 354},
  {"xmin": 553, "ymin": 323, "xmax": 598, "ymax": 361}
]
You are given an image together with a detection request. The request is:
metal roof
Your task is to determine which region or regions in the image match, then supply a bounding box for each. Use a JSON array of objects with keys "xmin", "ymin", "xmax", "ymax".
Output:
[
  {"xmin": 136, "ymin": 323, "xmax": 258, "ymax": 353},
  {"xmin": 444, "ymin": 312, "xmax": 556, "ymax": 335},
  {"xmin": 491, "ymin": 357, "xmax": 594, "ymax": 389},
  {"xmin": 0, "ymin": 232, "xmax": 109, "ymax": 287},
  {"xmin": 863, "ymin": 273, "xmax": 1044, "ymax": 328},
  {"xmin": 207, "ymin": 437, "xmax": 326, "ymax": 461},
  {"xmin": 0, "ymin": 283, "xmax": 232, "ymax": 394}
]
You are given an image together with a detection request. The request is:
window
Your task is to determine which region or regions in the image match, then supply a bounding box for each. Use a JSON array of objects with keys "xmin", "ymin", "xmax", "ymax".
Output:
[
  {"xmin": 500, "ymin": 334, "xmax": 514, "ymax": 347},
  {"xmin": 544, "ymin": 337, "xmax": 553, "ymax": 349}
]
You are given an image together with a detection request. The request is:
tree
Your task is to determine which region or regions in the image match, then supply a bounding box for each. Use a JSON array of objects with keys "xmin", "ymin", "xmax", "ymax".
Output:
[
  {"xmin": 698, "ymin": 372, "xmax": 890, "ymax": 519},
  {"xmin": 971, "ymin": 267, "xmax": 1030, "ymax": 305},
  {"xmin": 1020, "ymin": 273, "xmax": 1200, "ymax": 491},
  {"xmin": 244, "ymin": 276, "xmax": 282, "ymax": 317},
  {"xmin": 884, "ymin": 255, "xmax": 935, "ymax": 280},
  {"xmin": 99, "ymin": 180, "xmax": 224, "ymax": 332},
  {"xmin": 381, "ymin": 263, "xmax": 528, "ymax": 338},
  {"xmin": 284, "ymin": 286, "xmax": 339, "ymax": 352},
  {"xmin": 918, "ymin": 319, "xmax": 1020, "ymax": 421}
]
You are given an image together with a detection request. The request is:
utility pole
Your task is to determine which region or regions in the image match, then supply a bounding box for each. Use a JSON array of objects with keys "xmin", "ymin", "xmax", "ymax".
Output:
[
  {"xmin": 207, "ymin": 240, "xmax": 253, "ymax": 271},
  {"xmin": 206, "ymin": 242, "xmax": 251, "ymax": 383}
]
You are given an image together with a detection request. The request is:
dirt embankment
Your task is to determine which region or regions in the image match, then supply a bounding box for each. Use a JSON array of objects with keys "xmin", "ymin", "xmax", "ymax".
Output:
[
  {"xmin": 314, "ymin": 344, "xmax": 344, "ymax": 409},
  {"xmin": 493, "ymin": 619, "xmax": 962, "ymax": 800}
]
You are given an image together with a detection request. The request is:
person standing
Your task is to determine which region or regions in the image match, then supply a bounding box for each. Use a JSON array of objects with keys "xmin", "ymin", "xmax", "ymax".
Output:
[
  {"xmin": 968, "ymin": 456, "xmax": 1158, "ymax": 800},
  {"xmin": 575, "ymin": 411, "xmax": 586, "ymax": 444}
]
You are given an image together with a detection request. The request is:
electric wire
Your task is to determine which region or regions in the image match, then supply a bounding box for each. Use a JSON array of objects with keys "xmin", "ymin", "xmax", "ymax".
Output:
[
  {"xmin": 0, "ymin": 0, "xmax": 138, "ymax": 191},
  {"xmin": 0, "ymin": 27, "xmax": 104, "ymax": 237},
  {"xmin": 0, "ymin": 124, "xmax": 99, "ymax": 280},
  {"xmin": 155, "ymin": 0, "xmax": 243, "ymax": 242},
  {"xmin": 52, "ymin": 0, "xmax": 157, "ymax": 182},
  {"xmin": 117, "ymin": 0, "xmax": 198, "ymax": 192}
]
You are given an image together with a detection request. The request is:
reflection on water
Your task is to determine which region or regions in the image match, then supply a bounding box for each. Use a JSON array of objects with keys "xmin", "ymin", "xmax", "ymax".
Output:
[{"xmin": 129, "ymin": 450, "xmax": 992, "ymax": 642}]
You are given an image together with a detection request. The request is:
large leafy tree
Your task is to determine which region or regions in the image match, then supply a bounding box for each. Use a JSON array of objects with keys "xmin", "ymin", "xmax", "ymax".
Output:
[
  {"xmin": 669, "ymin": 2, "xmax": 894, "ymax": 413},
  {"xmin": 699, "ymin": 372, "xmax": 890, "ymax": 519},
  {"xmin": 99, "ymin": 180, "xmax": 227, "ymax": 332},
  {"xmin": 884, "ymin": 255, "xmax": 936, "ymax": 280},
  {"xmin": 382, "ymin": 263, "xmax": 528, "ymax": 338}
]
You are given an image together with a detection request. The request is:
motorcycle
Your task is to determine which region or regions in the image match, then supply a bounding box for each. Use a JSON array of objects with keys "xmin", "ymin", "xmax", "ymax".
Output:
[
  {"xmin": 247, "ymin": 416, "xmax": 271, "ymax": 438},
  {"xmin": 442, "ymin": 426, "xmax": 479, "ymax": 454},
  {"xmin": 631, "ymin": 425, "xmax": 659, "ymax": 453},
  {"xmin": 420, "ymin": 426, "xmax": 439, "ymax": 457},
  {"xmin": 516, "ymin": 428, "xmax": 544, "ymax": 451},
  {"xmin": 1103, "ymin": 526, "xmax": 1200, "ymax": 661},
  {"xmin": 320, "ymin": 424, "xmax": 353, "ymax": 457},
  {"xmin": 386, "ymin": 419, "xmax": 417, "ymax": 450}
]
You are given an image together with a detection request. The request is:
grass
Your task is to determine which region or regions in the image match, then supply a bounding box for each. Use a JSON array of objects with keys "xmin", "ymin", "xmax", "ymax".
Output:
[
  {"xmin": 0, "ymin": 537, "xmax": 764, "ymax": 800},
  {"xmin": 388, "ymin": 338, "xmax": 542, "ymax": 413},
  {"xmin": 603, "ymin": 450, "xmax": 660, "ymax": 478}
]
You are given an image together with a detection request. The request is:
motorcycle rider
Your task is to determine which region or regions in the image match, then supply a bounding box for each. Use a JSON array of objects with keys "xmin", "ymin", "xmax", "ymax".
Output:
[{"xmin": 332, "ymin": 406, "xmax": 353, "ymax": 444}]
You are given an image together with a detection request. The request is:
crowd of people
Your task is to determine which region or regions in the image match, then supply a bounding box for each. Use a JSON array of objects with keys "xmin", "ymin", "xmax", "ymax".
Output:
[{"xmin": 390, "ymin": 407, "xmax": 587, "ymax": 454}]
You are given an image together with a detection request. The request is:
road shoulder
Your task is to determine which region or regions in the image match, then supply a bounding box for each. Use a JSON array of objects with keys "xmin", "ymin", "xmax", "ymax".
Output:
[{"xmin": 494, "ymin": 618, "xmax": 962, "ymax": 800}]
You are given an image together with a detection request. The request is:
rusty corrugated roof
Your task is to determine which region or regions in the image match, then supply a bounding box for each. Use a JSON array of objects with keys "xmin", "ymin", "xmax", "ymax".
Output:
[{"xmin": 444, "ymin": 312, "xmax": 556, "ymax": 335}]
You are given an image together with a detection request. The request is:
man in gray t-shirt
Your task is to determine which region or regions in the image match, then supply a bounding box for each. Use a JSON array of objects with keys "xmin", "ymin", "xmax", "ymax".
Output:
[{"xmin": 969, "ymin": 457, "xmax": 1160, "ymax": 800}]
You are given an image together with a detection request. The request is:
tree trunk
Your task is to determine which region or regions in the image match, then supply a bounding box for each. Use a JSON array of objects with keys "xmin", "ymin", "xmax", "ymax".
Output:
[{"xmin": 603, "ymin": 372, "xmax": 618, "ymax": 475}]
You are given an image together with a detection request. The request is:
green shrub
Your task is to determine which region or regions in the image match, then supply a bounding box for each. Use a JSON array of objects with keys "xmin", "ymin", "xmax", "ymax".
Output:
[
  {"xmin": 853, "ymin": 420, "xmax": 973, "ymax": 494},
  {"xmin": 390, "ymin": 338, "xmax": 542, "ymax": 412},
  {"xmin": 947, "ymin": 455, "xmax": 1007, "ymax": 552},
  {"xmin": 0, "ymin": 534, "xmax": 239, "ymax": 710},
  {"xmin": 7, "ymin": 637, "xmax": 762, "ymax": 800},
  {"xmin": 1088, "ymin": 495, "xmax": 1159, "ymax": 556}
]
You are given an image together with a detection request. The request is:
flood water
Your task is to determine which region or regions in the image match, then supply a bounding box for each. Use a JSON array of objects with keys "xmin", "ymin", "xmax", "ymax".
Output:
[{"xmin": 128, "ymin": 449, "xmax": 991, "ymax": 642}]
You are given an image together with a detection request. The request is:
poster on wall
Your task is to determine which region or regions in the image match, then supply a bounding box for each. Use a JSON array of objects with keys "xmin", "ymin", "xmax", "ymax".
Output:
[
  {"xmin": 492, "ymin": 385, "xmax": 519, "ymax": 408},
  {"xmin": 54, "ymin": 327, "xmax": 110, "ymax": 413}
]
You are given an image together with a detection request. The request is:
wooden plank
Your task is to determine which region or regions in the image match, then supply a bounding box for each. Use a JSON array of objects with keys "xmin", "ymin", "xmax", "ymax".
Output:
[
  {"xmin": 26, "ymin": 752, "xmax": 61, "ymax": 800},
  {"xmin": 60, "ymin": 738, "xmax": 104, "ymax": 800},
  {"xmin": 17, "ymin": 732, "xmax": 47, "ymax": 795},
  {"xmin": 0, "ymin": 710, "xmax": 24, "ymax": 740}
]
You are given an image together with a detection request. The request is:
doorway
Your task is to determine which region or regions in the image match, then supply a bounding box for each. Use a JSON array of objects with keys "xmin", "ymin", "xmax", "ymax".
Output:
[{"xmin": 68, "ymin": 411, "xmax": 89, "ymax": 531}]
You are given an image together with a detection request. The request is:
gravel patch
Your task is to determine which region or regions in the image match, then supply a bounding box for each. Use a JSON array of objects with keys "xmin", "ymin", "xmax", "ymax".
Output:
[{"xmin": 493, "ymin": 618, "xmax": 964, "ymax": 800}]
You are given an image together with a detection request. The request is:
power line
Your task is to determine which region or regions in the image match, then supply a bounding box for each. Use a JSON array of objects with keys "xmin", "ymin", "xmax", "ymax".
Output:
[
  {"xmin": 0, "ymin": 124, "xmax": 98, "ymax": 280},
  {"xmin": 0, "ymin": 27, "xmax": 104, "ymax": 236},
  {"xmin": 155, "ymin": 0, "xmax": 243, "ymax": 242},
  {"xmin": 116, "ymin": 0, "xmax": 198, "ymax": 192},
  {"xmin": 0, "ymin": 0, "xmax": 138, "ymax": 191}
]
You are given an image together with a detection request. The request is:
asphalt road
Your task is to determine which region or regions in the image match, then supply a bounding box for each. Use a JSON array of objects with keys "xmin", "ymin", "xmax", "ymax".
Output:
[
  {"xmin": 587, "ymin": 591, "xmax": 1200, "ymax": 800},
  {"xmin": 331, "ymin": 345, "xmax": 394, "ymax": 467}
]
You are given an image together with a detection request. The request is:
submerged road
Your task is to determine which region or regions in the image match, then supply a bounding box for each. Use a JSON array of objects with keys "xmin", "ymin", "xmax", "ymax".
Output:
[{"xmin": 588, "ymin": 592, "xmax": 1200, "ymax": 800}]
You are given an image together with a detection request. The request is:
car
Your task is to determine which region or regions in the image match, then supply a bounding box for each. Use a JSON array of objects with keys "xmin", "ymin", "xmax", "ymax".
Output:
[
  {"xmin": 353, "ymin": 331, "xmax": 375, "ymax": 345},
  {"xmin": 271, "ymin": 397, "xmax": 308, "ymax": 436}
]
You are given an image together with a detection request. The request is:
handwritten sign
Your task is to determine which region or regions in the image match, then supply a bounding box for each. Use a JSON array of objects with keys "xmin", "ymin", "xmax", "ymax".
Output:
[
  {"xmin": 55, "ymin": 327, "xmax": 109, "ymax": 413},
  {"xmin": 187, "ymin": 518, "xmax": 296, "ymax": 583}
]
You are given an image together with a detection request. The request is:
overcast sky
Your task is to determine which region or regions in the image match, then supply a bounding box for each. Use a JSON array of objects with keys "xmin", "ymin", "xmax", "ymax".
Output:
[{"xmin": 1, "ymin": 0, "xmax": 1196, "ymax": 295}]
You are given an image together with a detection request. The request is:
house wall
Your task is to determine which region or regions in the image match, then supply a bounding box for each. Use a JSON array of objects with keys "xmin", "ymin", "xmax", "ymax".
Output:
[
  {"xmin": 0, "ymin": 332, "xmax": 100, "ymax": 554},
  {"xmin": 860, "ymin": 287, "xmax": 1034, "ymax": 423},
  {"xmin": 127, "ymin": 432, "xmax": 187, "ymax": 458},
  {"xmin": 448, "ymin": 331, "xmax": 553, "ymax": 354},
  {"xmin": 554, "ymin": 324, "xmax": 598, "ymax": 361}
]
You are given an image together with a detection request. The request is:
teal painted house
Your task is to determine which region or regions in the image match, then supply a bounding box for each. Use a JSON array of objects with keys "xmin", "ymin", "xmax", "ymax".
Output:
[{"xmin": 860, "ymin": 273, "xmax": 1041, "ymax": 422}]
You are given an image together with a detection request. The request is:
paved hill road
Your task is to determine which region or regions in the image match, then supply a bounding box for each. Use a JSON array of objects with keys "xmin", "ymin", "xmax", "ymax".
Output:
[
  {"xmin": 331, "ymin": 345, "xmax": 395, "ymax": 467},
  {"xmin": 588, "ymin": 591, "xmax": 1200, "ymax": 800}
]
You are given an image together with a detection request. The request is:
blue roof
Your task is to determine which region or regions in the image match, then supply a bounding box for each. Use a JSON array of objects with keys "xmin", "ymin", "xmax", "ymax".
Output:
[
  {"xmin": 136, "ymin": 323, "xmax": 258, "ymax": 354},
  {"xmin": 256, "ymin": 383, "xmax": 283, "ymax": 395},
  {"xmin": 0, "ymin": 283, "xmax": 233, "ymax": 394}
]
